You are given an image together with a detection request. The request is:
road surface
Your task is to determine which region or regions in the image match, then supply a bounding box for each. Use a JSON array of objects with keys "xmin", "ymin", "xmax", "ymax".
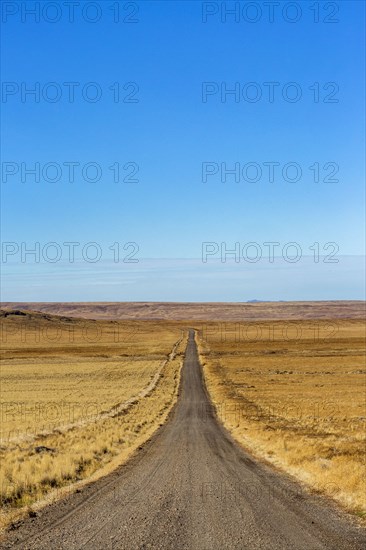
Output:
[{"xmin": 2, "ymin": 330, "xmax": 365, "ymax": 549}]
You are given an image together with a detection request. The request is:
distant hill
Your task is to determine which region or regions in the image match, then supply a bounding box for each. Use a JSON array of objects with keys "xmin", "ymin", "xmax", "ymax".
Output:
[{"xmin": 1, "ymin": 301, "xmax": 364, "ymax": 321}]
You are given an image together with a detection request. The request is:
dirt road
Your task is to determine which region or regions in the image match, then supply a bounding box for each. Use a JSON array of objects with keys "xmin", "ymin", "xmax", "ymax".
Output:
[{"xmin": 2, "ymin": 331, "xmax": 365, "ymax": 549}]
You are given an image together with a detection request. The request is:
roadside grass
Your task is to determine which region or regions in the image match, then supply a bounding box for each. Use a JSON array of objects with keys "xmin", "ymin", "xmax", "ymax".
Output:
[
  {"xmin": 0, "ymin": 311, "xmax": 187, "ymax": 530},
  {"xmin": 196, "ymin": 319, "xmax": 366, "ymax": 516}
]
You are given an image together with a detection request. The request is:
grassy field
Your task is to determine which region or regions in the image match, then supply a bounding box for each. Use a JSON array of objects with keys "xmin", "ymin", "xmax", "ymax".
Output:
[
  {"xmin": 1, "ymin": 305, "xmax": 364, "ymax": 529},
  {"xmin": 197, "ymin": 319, "xmax": 366, "ymax": 517},
  {"xmin": 0, "ymin": 310, "xmax": 187, "ymax": 529}
]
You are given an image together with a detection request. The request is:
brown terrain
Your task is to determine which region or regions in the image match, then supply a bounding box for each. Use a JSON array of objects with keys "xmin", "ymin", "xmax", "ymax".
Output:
[
  {"xmin": 1, "ymin": 301, "xmax": 365, "ymax": 321},
  {"xmin": 0, "ymin": 302, "xmax": 365, "ymax": 548},
  {"xmin": 2, "ymin": 331, "xmax": 366, "ymax": 549}
]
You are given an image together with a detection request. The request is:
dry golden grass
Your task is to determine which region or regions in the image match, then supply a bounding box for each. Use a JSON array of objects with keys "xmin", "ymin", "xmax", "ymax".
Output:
[
  {"xmin": 0, "ymin": 311, "xmax": 187, "ymax": 529},
  {"xmin": 197, "ymin": 319, "xmax": 366, "ymax": 517}
]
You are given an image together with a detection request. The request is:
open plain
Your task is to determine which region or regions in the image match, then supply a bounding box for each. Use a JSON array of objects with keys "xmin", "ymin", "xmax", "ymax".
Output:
[
  {"xmin": 196, "ymin": 318, "xmax": 366, "ymax": 516},
  {"xmin": 1, "ymin": 301, "xmax": 364, "ymax": 321},
  {"xmin": 0, "ymin": 310, "xmax": 186, "ymax": 530},
  {"xmin": 0, "ymin": 302, "xmax": 365, "ymax": 549}
]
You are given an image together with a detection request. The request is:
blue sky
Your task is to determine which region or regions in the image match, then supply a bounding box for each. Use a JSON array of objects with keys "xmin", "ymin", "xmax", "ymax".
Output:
[{"xmin": 1, "ymin": 1, "xmax": 365, "ymax": 301}]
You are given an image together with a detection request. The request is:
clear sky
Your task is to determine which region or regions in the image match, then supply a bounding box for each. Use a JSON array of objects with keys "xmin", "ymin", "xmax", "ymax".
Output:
[{"xmin": 1, "ymin": 0, "xmax": 365, "ymax": 301}]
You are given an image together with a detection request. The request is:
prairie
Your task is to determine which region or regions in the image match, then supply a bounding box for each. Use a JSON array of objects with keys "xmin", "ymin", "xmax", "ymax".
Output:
[
  {"xmin": 1, "ymin": 304, "xmax": 364, "ymax": 531},
  {"xmin": 197, "ymin": 319, "xmax": 366, "ymax": 516},
  {"xmin": 0, "ymin": 310, "xmax": 187, "ymax": 529}
]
